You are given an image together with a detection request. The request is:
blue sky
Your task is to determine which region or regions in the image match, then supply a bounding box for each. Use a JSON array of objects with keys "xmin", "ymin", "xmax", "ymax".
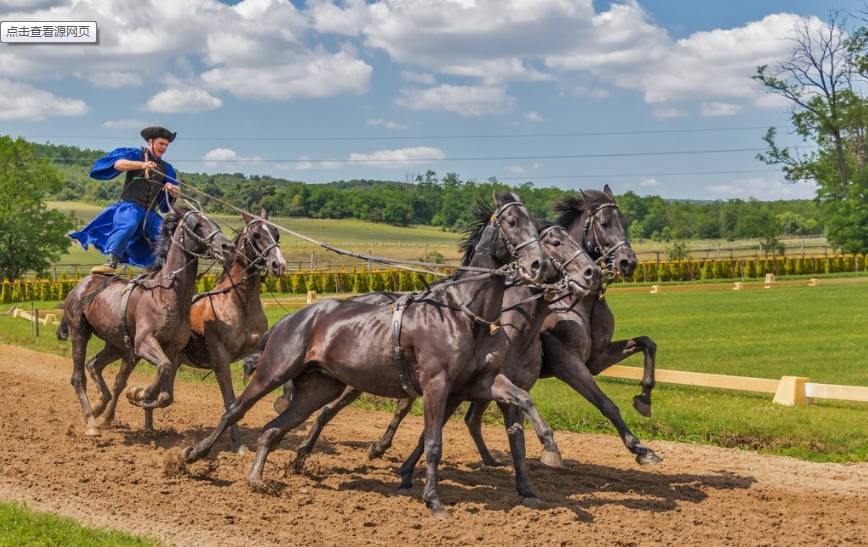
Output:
[{"xmin": 0, "ymin": 0, "xmax": 862, "ymax": 200}]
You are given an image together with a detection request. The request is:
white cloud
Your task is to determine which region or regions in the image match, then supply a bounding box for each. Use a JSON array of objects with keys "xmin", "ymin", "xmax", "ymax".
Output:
[
  {"xmin": 506, "ymin": 165, "xmax": 526, "ymax": 173},
  {"xmin": 102, "ymin": 119, "xmax": 154, "ymax": 129},
  {"xmin": 202, "ymin": 147, "xmax": 262, "ymax": 167},
  {"xmin": 640, "ymin": 177, "xmax": 661, "ymax": 188},
  {"xmin": 396, "ymin": 84, "xmax": 515, "ymax": 116},
  {"xmin": 652, "ymin": 107, "xmax": 687, "ymax": 120},
  {"xmin": 145, "ymin": 87, "xmax": 223, "ymax": 113},
  {"xmin": 701, "ymin": 102, "xmax": 742, "ymax": 116},
  {"xmin": 367, "ymin": 119, "xmax": 411, "ymax": 130},
  {"xmin": 525, "ymin": 111, "xmax": 547, "ymax": 122},
  {"xmin": 0, "ymin": 79, "xmax": 88, "ymax": 120},
  {"xmin": 348, "ymin": 146, "xmax": 446, "ymax": 168},
  {"xmin": 706, "ymin": 177, "xmax": 818, "ymax": 200}
]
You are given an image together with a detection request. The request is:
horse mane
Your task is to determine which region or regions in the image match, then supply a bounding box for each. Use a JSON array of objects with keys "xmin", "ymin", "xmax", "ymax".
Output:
[
  {"xmin": 552, "ymin": 190, "xmax": 614, "ymax": 232},
  {"xmin": 144, "ymin": 205, "xmax": 192, "ymax": 274},
  {"xmin": 214, "ymin": 229, "xmax": 243, "ymax": 284},
  {"xmin": 457, "ymin": 192, "xmax": 521, "ymax": 267}
]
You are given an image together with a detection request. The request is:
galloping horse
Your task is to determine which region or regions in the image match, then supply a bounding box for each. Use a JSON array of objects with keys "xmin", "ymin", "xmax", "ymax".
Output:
[
  {"xmin": 282, "ymin": 220, "xmax": 602, "ymax": 480},
  {"xmin": 289, "ymin": 186, "xmax": 661, "ymax": 467},
  {"xmin": 180, "ymin": 207, "xmax": 286, "ymax": 454},
  {"xmin": 181, "ymin": 192, "xmax": 551, "ymax": 518},
  {"xmin": 58, "ymin": 207, "xmax": 234, "ymax": 436}
]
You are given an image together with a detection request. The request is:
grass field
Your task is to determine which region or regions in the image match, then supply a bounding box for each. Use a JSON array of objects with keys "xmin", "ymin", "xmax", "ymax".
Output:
[{"xmin": 3, "ymin": 279, "xmax": 867, "ymax": 463}]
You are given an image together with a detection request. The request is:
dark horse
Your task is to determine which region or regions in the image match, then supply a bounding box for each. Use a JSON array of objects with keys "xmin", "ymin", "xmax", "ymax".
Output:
[
  {"xmin": 181, "ymin": 192, "xmax": 552, "ymax": 518},
  {"xmin": 180, "ymin": 207, "xmax": 286, "ymax": 454},
  {"xmin": 285, "ymin": 185, "xmax": 661, "ymax": 467},
  {"xmin": 281, "ymin": 220, "xmax": 602, "ymax": 477},
  {"xmin": 57, "ymin": 206, "xmax": 235, "ymax": 436}
]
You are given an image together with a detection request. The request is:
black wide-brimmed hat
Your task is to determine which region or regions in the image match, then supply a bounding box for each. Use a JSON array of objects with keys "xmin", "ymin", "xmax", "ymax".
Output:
[{"xmin": 140, "ymin": 126, "xmax": 176, "ymax": 143}]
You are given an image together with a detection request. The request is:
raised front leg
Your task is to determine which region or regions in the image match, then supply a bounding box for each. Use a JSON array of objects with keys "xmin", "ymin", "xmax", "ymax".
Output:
[
  {"xmin": 552, "ymin": 350, "xmax": 661, "ymax": 465},
  {"xmin": 586, "ymin": 336, "xmax": 656, "ymax": 417},
  {"xmin": 126, "ymin": 335, "xmax": 175, "ymax": 410},
  {"xmin": 463, "ymin": 400, "xmax": 504, "ymax": 466},
  {"xmin": 292, "ymin": 386, "xmax": 362, "ymax": 472},
  {"xmin": 369, "ymin": 397, "xmax": 416, "ymax": 460}
]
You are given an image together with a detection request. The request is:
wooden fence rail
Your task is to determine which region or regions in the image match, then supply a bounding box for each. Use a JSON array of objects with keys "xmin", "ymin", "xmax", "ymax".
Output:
[{"xmin": 598, "ymin": 365, "xmax": 868, "ymax": 406}]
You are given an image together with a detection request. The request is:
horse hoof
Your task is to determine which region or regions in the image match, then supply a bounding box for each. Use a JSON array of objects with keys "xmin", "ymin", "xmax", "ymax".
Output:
[
  {"xmin": 367, "ymin": 443, "xmax": 384, "ymax": 460},
  {"xmin": 521, "ymin": 496, "xmax": 541, "ymax": 507},
  {"xmin": 396, "ymin": 487, "xmax": 411, "ymax": 496},
  {"xmin": 636, "ymin": 450, "xmax": 663, "ymax": 466},
  {"xmin": 540, "ymin": 449, "xmax": 564, "ymax": 468},
  {"xmin": 235, "ymin": 445, "xmax": 250, "ymax": 457},
  {"xmin": 632, "ymin": 395, "xmax": 651, "ymax": 418},
  {"xmin": 273, "ymin": 397, "xmax": 289, "ymax": 414},
  {"xmin": 482, "ymin": 458, "xmax": 504, "ymax": 468},
  {"xmin": 179, "ymin": 447, "xmax": 194, "ymax": 463},
  {"xmin": 84, "ymin": 426, "xmax": 101, "ymax": 437},
  {"xmin": 126, "ymin": 386, "xmax": 143, "ymax": 403},
  {"xmin": 430, "ymin": 508, "xmax": 450, "ymax": 520}
]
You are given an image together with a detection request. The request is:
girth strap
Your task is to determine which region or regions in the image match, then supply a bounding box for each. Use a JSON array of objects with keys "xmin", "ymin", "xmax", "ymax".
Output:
[
  {"xmin": 390, "ymin": 294, "xmax": 421, "ymax": 398},
  {"xmin": 120, "ymin": 276, "xmax": 145, "ymax": 361}
]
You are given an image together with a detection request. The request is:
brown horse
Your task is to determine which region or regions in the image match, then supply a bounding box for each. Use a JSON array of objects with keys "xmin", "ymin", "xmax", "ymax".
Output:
[
  {"xmin": 57, "ymin": 206, "xmax": 234, "ymax": 436},
  {"xmin": 181, "ymin": 192, "xmax": 551, "ymax": 518},
  {"xmin": 180, "ymin": 207, "xmax": 286, "ymax": 454},
  {"xmin": 288, "ymin": 186, "xmax": 661, "ymax": 468},
  {"xmin": 283, "ymin": 220, "xmax": 602, "ymax": 477}
]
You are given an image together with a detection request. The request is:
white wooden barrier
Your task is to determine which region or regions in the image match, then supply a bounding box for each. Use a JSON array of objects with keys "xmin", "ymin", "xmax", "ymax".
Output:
[
  {"xmin": 11, "ymin": 308, "xmax": 59, "ymax": 325},
  {"xmin": 599, "ymin": 365, "xmax": 868, "ymax": 406}
]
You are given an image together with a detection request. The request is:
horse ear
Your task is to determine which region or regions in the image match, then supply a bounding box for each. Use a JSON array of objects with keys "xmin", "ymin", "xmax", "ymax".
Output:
[
  {"xmin": 510, "ymin": 192, "xmax": 524, "ymax": 204},
  {"xmin": 260, "ymin": 206, "xmax": 268, "ymax": 221},
  {"xmin": 579, "ymin": 189, "xmax": 588, "ymax": 202},
  {"xmin": 242, "ymin": 210, "xmax": 253, "ymax": 224},
  {"xmin": 603, "ymin": 184, "xmax": 615, "ymax": 199},
  {"xmin": 491, "ymin": 189, "xmax": 502, "ymax": 207}
]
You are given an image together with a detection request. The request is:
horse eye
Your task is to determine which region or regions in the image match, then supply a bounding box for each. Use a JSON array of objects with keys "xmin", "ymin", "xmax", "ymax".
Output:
[
  {"xmin": 553, "ymin": 240, "xmax": 561, "ymax": 246},
  {"xmin": 253, "ymin": 232, "xmax": 261, "ymax": 239},
  {"xmin": 507, "ymin": 219, "xmax": 516, "ymax": 228},
  {"xmin": 600, "ymin": 222, "xmax": 609, "ymax": 229}
]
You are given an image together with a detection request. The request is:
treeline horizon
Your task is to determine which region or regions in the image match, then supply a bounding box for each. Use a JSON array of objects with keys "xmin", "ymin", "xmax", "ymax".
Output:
[{"xmin": 34, "ymin": 140, "xmax": 824, "ymax": 242}]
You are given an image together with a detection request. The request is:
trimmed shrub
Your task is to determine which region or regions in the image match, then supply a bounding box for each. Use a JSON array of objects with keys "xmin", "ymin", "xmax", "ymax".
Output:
[
  {"xmin": 11, "ymin": 282, "xmax": 22, "ymax": 303},
  {"xmin": 321, "ymin": 272, "xmax": 337, "ymax": 293},
  {"xmin": 353, "ymin": 273, "xmax": 369, "ymax": 293},
  {"xmin": 703, "ymin": 260, "xmax": 713, "ymax": 280},
  {"xmin": 263, "ymin": 275, "xmax": 278, "ymax": 293},
  {"xmin": 648, "ymin": 262, "xmax": 659, "ymax": 282},
  {"xmin": 398, "ymin": 270, "xmax": 415, "ymax": 291},
  {"xmin": 633, "ymin": 263, "xmax": 646, "ymax": 283},
  {"xmin": 339, "ymin": 267, "xmax": 354, "ymax": 293},
  {"xmin": 291, "ymin": 274, "xmax": 307, "ymax": 294},
  {"xmin": 0, "ymin": 281, "xmax": 9, "ymax": 304},
  {"xmin": 370, "ymin": 271, "xmax": 388, "ymax": 292}
]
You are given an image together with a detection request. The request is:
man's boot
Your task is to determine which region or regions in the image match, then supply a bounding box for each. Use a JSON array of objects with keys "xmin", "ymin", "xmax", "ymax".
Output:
[{"xmin": 90, "ymin": 253, "xmax": 120, "ymax": 275}]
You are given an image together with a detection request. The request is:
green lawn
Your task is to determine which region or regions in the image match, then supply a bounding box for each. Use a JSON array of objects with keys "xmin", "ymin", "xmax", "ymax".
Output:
[{"xmin": 3, "ymin": 281, "xmax": 868, "ymax": 463}]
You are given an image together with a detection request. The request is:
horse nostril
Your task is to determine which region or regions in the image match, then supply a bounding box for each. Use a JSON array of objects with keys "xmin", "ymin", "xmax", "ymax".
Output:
[
  {"xmin": 530, "ymin": 260, "xmax": 541, "ymax": 274},
  {"xmin": 584, "ymin": 267, "xmax": 596, "ymax": 280},
  {"xmin": 619, "ymin": 259, "xmax": 631, "ymax": 272}
]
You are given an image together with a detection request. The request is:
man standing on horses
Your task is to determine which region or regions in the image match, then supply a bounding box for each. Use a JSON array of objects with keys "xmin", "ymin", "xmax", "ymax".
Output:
[{"xmin": 69, "ymin": 126, "xmax": 182, "ymax": 275}]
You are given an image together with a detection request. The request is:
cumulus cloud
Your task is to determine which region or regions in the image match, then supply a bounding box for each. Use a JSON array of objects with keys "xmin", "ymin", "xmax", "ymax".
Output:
[
  {"xmin": 401, "ymin": 71, "xmax": 436, "ymax": 85},
  {"xmin": 396, "ymin": 84, "xmax": 515, "ymax": 116},
  {"xmin": 202, "ymin": 147, "xmax": 262, "ymax": 167},
  {"xmin": 640, "ymin": 177, "xmax": 661, "ymax": 188},
  {"xmin": 701, "ymin": 102, "xmax": 743, "ymax": 116},
  {"xmin": 525, "ymin": 111, "xmax": 547, "ymax": 122},
  {"xmin": 706, "ymin": 177, "xmax": 818, "ymax": 199},
  {"xmin": 145, "ymin": 87, "xmax": 223, "ymax": 113},
  {"xmin": 367, "ymin": 119, "xmax": 411, "ymax": 129},
  {"xmin": 348, "ymin": 146, "xmax": 446, "ymax": 168},
  {"xmin": 0, "ymin": 79, "xmax": 88, "ymax": 120},
  {"xmin": 653, "ymin": 107, "xmax": 687, "ymax": 120},
  {"xmin": 102, "ymin": 119, "xmax": 155, "ymax": 129}
]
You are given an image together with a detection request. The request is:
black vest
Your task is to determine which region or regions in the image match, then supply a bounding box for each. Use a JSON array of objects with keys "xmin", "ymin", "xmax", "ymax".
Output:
[{"xmin": 120, "ymin": 148, "xmax": 168, "ymax": 210}]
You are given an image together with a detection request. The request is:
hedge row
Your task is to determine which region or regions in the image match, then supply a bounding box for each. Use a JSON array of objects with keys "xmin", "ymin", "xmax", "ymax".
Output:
[
  {"xmin": 3, "ymin": 256, "xmax": 867, "ymax": 303},
  {"xmin": 626, "ymin": 255, "xmax": 868, "ymax": 283}
]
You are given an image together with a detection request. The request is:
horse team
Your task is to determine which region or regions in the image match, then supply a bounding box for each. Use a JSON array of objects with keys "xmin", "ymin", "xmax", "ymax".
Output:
[{"xmin": 58, "ymin": 185, "xmax": 660, "ymax": 519}]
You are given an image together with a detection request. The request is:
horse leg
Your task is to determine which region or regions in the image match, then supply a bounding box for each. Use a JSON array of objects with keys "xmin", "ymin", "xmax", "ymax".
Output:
[
  {"xmin": 586, "ymin": 336, "xmax": 657, "ymax": 417},
  {"xmin": 98, "ymin": 354, "xmax": 140, "ymax": 428},
  {"xmin": 463, "ymin": 400, "xmax": 503, "ymax": 466},
  {"xmin": 85, "ymin": 344, "xmax": 126, "ymax": 418},
  {"xmin": 396, "ymin": 395, "xmax": 464, "ymax": 495},
  {"xmin": 68, "ymin": 322, "xmax": 100, "ymax": 436},
  {"xmin": 497, "ymin": 401, "xmax": 540, "ymax": 506},
  {"xmin": 126, "ymin": 336, "xmax": 174, "ymax": 408},
  {"xmin": 553, "ymin": 355, "xmax": 661, "ymax": 465},
  {"xmin": 418, "ymin": 380, "xmax": 452, "ymax": 519},
  {"xmin": 248, "ymin": 372, "xmax": 346, "ymax": 484},
  {"xmin": 210, "ymin": 344, "xmax": 248, "ymax": 455},
  {"xmin": 485, "ymin": 373, "xmax": 563, "ymax": 468},
  {"xmin": 292, "ymin": 386, "xmax": 362, "ymax": 472},
  {"xmin": 369, "ymin": 397, "xmax": 416, "ymax": 460}
]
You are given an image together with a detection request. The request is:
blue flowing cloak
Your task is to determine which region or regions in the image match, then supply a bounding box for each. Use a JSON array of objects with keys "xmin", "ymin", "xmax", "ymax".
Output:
[{"xmin": 68, "ymin": 148, "xmax": 178, "ymax": 268}]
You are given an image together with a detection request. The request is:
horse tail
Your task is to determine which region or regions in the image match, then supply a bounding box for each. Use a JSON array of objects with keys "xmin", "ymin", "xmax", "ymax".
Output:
[
  {"xmin": 242, "ymin": 352, "xmax": 261, "ymax": 383},
  {"xmin": 56, "ymin": 317, "xmax": 70, "ymax": 341}
]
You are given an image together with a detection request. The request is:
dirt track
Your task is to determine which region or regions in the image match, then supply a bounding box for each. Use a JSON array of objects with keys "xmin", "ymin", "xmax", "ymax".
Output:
[{"xmin": 1, "ymin": 344, "xmax": 867, "ymax": 546}]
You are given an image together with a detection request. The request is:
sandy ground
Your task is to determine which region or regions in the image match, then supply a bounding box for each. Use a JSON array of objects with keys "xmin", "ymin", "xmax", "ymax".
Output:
[{"xmin": 1, "ymin": 343, "xmax": 867, "ymax": 546}]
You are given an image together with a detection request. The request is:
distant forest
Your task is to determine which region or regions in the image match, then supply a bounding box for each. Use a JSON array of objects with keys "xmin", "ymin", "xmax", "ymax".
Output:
[{"xmin": 34, "ymin": 141, "xmax": 823, "ymax": 241}]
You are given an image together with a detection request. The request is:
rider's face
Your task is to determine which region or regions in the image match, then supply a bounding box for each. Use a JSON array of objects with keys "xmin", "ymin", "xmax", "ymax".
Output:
[{"xmin": 149, "ymin": 138, "xmax": 169, "ymax": 159}]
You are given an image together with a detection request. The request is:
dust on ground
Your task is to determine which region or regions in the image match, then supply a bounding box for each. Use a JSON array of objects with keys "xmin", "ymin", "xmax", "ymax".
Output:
[{"xmin": 1, "ymin": 344, "xmax": 866, "ymax": 546}]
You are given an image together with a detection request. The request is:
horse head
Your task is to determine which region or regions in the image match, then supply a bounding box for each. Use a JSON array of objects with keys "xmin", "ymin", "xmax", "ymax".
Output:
[
  {"xmin": 239, "ymin": 207, "xmax": 286, "ymax": 278},
  {"xmin": 553, "ymin": 185, "xmax": 638, "ymax": 279},
  {"xmin": 174, "ymin": 207, "xmax": 235, "ymax": 266},
  {"xmin": 485, "ymin": 191, "xmax": 548, "ymax": 284},
  {"xmin": 537, "ymin": 221, "xmax": 601, "ymax": 296}
]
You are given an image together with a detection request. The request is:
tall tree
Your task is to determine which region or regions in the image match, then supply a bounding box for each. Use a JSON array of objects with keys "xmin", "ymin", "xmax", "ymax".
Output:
[
  {"xmin": 754, "ymin": 10, "xmax": 868, "ymax": 252},
  {"xmin": 0, "ymin": 136, "xmax": 77, "ymax": 282}
]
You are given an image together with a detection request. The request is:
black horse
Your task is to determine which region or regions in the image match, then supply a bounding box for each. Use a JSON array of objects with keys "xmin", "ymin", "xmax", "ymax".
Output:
[
  {"xmin": 58, "ymin": 207, "xmax": 234, "ymax": 436},
  {"xmin": 180, "ymin": 192, "xmax": 552, "ymax": 518}
]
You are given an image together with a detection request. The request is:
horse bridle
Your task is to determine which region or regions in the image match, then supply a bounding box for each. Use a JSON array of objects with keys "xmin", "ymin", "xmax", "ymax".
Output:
[
  {"xmin": 474, "ymin": 200, "xmax": 540, "ymax": 268},
  {"xmin": 174, "ymin": 210, "xmax": 223, "ymax": 260},
  {"xmin": 239, "ymin": 220, "xmax": 280, "ymax": 274},
  {"xmin": 538, "ymin": 224, "xmax": 592, "ymax": 295},
  {"xmin": 582, "ymin": 203, "xmax": 629, "ymax": 277}
]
